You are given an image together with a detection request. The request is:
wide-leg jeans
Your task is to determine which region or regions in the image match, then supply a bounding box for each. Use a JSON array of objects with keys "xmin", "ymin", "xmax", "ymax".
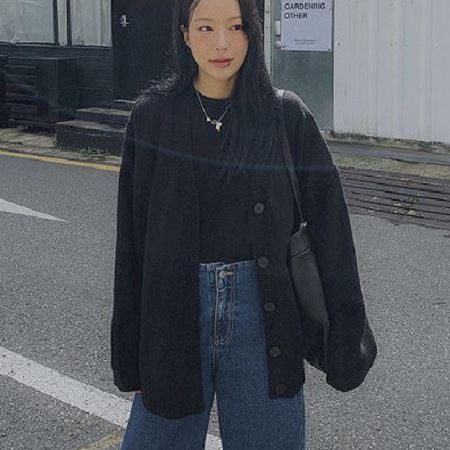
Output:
[{"xmin": 120, "ymin": 258, "xmax": 305, "ymax": 449}]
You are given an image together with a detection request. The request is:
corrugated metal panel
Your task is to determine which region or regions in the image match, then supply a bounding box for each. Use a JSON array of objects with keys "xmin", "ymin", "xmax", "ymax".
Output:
[{"xmin": 334, "ymin": 0, "xmax": 450, "ymax": 144}]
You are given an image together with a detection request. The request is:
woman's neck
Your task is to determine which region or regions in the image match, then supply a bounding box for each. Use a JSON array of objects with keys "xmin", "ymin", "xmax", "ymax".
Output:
[{"xmin": 193, "ymin": 78, "xmax": 233, "ymax": 100}]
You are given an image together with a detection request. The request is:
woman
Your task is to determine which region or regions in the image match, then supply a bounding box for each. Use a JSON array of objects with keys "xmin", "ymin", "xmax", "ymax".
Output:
[{"xmin": 111, "ymin": 0, "xmax": 377, "ymax": 448}]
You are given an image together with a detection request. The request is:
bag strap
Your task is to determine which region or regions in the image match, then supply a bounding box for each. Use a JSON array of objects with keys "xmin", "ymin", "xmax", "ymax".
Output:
[{"xmin": 276, "ymin": 88, "xmax": 306, "ymax": 230}]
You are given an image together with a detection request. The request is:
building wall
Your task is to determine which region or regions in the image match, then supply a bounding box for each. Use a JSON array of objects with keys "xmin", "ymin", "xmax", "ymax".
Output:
[
  {"xmin": 0, "ymin": 0, "xmax": 113, "ymax": 108},
  {"xmin": 0, "ymin": 44, "xmax": 113, "ymax": 107},
  {"xmin": 334, "ymin": 0, "xmax": 450, "ymax": 145}
]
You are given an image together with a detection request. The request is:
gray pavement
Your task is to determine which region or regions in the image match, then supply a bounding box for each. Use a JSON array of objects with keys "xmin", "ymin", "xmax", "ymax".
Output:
[{"xmin": 0, "ymin": 127, "xmax": 449, "ymax": 449}]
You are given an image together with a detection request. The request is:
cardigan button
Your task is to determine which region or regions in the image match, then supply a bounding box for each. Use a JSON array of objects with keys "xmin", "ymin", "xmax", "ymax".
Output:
[
  {"xmin": 254, "ymin": 202, "xmax": 265, "ymax": 214},
  {"xmin": 269, "ymin": 345, "xmax": 281, "ymax": 357},
  {"xmin": 275, "ymin": 383, "xmax": 287, "ymax": 395},
  {"xmin": 257, "ymin": 255, "xmax": 269, "ymax": 268},
  {"xmin": 264, "ymin": 302, "xmax": 276, "ymax": 312}
]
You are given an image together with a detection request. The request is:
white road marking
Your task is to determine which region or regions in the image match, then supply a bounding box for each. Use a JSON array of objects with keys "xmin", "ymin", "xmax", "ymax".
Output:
[
  {"xmin": 0, "ymin": 346, "xmax": 223, "ymax": 449},
  {"xmin": 0, "ymin": 346, "xmax": 130, "ymax": 427},
  {"xmin": 206, "ymin": 433, "xmax": 223, "ymax": 450},
  {"xmin": 0, "ymin": 199, "xmax": 69, "ymax": 222}
]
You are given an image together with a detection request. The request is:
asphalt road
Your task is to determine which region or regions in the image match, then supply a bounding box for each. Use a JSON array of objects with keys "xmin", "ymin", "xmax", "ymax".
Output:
[{"xmin": 0, "ymin": 151, "xmax": 449, "ymax": 450}]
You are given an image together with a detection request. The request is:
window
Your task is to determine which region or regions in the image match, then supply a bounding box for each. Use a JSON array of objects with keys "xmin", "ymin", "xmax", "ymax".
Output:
[
  {"xmin": 0, "ymin": 0, "xmax": 54, "ymax": 43},
  {"xmin": 0, "ymin": 0, "xmax": 111, "ymax": 46},
  {"xmin": 70, "ymin": 0, "xmax": 111, "ymax": 46}
]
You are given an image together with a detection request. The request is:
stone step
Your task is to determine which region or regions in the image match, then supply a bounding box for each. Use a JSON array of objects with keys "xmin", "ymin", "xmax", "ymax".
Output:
[
  {"xmin": 55, "ymin": 120, "xmax": 125, "ymax": 155},
  {"xmin": 113, "ymin": 99, "xmax": 135, "ymax": 111},
  {"xmin": 73, "ymin": 107, "xmax": 130, "ymax": 127}
]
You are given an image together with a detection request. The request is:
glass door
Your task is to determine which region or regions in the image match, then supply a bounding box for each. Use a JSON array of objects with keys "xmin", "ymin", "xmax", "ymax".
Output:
[{"xmin": 264, "ymin": 0, "xmax": 334, "ymax": 130}]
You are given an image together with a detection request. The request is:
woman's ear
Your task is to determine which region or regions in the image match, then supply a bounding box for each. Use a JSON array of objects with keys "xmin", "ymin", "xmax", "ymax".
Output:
[{"xmin": 180, "ymin": 25, "xmax": 190, "ymax": 47}]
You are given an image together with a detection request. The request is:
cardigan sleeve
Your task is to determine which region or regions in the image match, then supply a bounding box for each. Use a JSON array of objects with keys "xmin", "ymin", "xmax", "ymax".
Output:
[
  {"xmin": 110, "ymin": 102, "xmax": 142, "ymax": 391},
  {"xmin": 286, "ymin": 91, "xmax": 377, "ymax": 391}
]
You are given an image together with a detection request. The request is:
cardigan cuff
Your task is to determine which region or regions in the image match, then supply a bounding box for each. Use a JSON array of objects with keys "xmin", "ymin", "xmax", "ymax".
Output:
[
  {"xmin": 113, "ymin": 372, "xmax": 141, "ymax": 392},
  {"xmin": 324, "ymin": 304, "xmax": 377, "ymax": 392}
]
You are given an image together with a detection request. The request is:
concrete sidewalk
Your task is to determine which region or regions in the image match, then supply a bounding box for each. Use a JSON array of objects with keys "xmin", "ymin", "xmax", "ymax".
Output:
[
  {"xmin": 329, "ymin": 140, "xmax": 450, "ymax": 181},
  {"xmin": 1, "ymin": 125, "xmax": 450, "ymax": 181}
]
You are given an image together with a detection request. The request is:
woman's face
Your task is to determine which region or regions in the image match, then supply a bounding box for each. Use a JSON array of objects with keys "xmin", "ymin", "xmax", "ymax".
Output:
[{"xmin": 181, "ymin": 0, "xmax": 249, "ymax": 92}]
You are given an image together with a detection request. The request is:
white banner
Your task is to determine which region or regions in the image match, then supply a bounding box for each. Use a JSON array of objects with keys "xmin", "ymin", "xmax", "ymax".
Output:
[{"xmin": 281, "ymin": 1, "xmax": 333, "ymax": 52}]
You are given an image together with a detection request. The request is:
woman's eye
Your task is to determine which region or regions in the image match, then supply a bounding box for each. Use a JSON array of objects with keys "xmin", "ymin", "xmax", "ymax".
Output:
[{"xmin": 198, "ymin": 24, "xmax": 244, "ymax": 32}]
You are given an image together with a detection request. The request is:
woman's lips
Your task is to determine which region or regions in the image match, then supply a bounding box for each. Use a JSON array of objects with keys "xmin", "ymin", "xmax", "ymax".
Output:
[{"xmin": 210, "ymin": 59, "xmax": 232, "ymax": 68}]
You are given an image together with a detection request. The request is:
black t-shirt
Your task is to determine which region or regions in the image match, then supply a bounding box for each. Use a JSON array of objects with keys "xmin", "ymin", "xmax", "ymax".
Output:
[{"xmin": 191, "ymin": 88, "xmax": 253, "ymax": 263}]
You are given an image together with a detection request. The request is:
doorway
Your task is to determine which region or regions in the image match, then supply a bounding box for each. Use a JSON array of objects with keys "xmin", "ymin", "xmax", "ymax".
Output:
[{"xmin": 112, "ymin": 0, "xmax": 173, "ymax": 100}]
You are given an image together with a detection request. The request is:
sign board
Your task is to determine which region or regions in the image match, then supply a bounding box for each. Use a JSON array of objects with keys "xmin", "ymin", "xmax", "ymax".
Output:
[{"xmin": 280, "ymin": 1, "xmax": 333, "ymax": 52}]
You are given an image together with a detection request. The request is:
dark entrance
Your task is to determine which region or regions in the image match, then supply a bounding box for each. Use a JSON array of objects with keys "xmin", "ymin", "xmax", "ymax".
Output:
[
  {"xmin": 112, "ymin": 0, "xmax": 265, "ymax": 101},
  {"xmin": 112, "ymin": 0, "xmax": 173, "ymax": 100}
]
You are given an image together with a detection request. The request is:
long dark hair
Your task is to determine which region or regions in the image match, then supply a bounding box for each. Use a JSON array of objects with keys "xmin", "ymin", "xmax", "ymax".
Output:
[{"xmin": 141, "ymin": 0, "xmax": 281, "ymax": 183}]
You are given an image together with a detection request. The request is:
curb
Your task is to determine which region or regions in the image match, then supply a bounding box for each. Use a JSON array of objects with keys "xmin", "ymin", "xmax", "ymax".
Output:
[{"xmin": 1, "ymin": 139, "xmax": 450, "ymax": 182}]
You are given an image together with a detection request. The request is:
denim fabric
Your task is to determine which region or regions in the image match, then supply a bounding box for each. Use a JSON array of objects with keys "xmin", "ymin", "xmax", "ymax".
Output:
[{"xmin": 120, "ymin": 259, "xmax": 305, "ymax": 450}]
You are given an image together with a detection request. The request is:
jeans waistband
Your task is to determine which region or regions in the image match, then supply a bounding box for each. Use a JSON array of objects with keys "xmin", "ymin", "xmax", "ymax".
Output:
[
  {"xmin": 199, "ymin": 258, "xmax": 255, "ymax": 272},
  {"xmin": 199, "ymin": 259, "xmax": 256, "ymax": 287}
]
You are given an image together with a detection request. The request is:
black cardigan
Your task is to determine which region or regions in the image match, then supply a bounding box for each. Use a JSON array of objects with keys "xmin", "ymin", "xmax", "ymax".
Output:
[{"xmin": 110, "ymin": 82, "xmax": 377, "ymax": 419}]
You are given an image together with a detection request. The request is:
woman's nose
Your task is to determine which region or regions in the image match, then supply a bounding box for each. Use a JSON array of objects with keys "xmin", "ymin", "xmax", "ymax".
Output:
[{"xmin": 214, "ymin": 31, "xmax": 229, "ymax": 49}]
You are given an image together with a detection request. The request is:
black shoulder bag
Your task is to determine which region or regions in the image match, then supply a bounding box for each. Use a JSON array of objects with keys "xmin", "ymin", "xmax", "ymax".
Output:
[{"xmin": 276, "ymin": 88, "xmax": 329, "ymax": 373}]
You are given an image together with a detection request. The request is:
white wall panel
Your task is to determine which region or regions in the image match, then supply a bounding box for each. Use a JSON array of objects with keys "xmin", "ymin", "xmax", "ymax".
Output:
[{"xmin": 334, "ymin": 0, "xmax": 450, "ymax": 144}]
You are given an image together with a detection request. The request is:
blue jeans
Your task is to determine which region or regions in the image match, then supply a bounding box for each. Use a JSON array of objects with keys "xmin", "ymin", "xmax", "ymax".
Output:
[{"xmin": 120, "ymin": 259, "xmax": 305, "ymax": 449}]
